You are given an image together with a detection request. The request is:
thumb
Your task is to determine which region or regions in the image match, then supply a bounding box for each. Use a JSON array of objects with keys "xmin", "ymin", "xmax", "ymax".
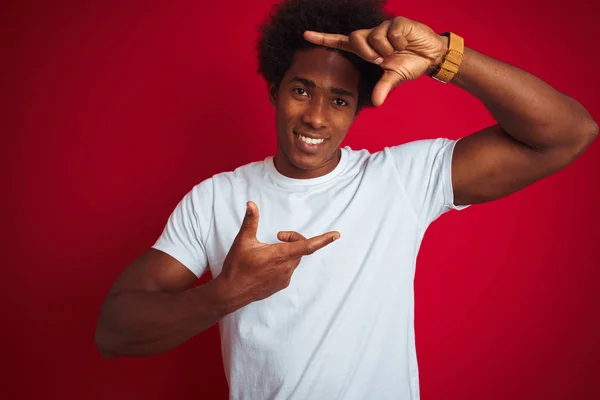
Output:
[
  {"xmin": 277, "ymin": 231, "xmax": 307, "ymax": 243},
  {"xmin": 372, "ymin": 70, "xmax": 404, "ymax": 106},
  {"xmin": 237, "ymin": 201, "xmax": 259, "ymax": 240}
]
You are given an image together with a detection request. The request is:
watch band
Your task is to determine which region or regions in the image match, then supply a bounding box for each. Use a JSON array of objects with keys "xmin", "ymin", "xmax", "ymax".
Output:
[{"xmin": 432, "ymin": 32, "xmax": 464, "ymax": 84}]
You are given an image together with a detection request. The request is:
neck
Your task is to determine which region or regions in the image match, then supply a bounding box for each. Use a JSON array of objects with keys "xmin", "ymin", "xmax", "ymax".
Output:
[{"xmin": 273, "ymin": 148, "xmax": 341, "ymax": 179}]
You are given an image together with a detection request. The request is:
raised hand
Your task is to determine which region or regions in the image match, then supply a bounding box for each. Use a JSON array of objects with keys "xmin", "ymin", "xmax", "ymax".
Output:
[
  {"xmin": 303, "ymin": 16, "xmax": 448, "ymax": 106},
  {"xmin": 217, "ymin": 201, "xmax": 340, "ymax": 309}
]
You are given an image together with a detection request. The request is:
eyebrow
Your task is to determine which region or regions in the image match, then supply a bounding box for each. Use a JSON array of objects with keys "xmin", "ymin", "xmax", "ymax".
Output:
[{"xmin": 291, "ymin": 77, "xmax": 356, "ymax": 99}]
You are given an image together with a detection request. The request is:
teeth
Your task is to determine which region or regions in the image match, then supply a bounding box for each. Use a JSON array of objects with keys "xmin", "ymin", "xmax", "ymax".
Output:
[{"xmin": 299, "ymin": 134, "xmax": 324, "ymax": 145}]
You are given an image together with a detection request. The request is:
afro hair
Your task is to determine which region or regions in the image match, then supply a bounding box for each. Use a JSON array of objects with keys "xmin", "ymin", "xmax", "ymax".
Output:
[{"xmin": 256, "ymin": 0, "xmax": 394, "ymax": 113}]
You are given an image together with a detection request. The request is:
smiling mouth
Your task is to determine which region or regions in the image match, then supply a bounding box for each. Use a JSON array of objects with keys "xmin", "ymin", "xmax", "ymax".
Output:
[{"xmin": 294, "ymin": 130, "xmax": 327, "ymax": 145}]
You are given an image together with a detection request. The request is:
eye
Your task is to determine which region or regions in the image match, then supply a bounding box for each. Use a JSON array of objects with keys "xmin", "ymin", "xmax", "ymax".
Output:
[
  {"xmin": 334, "ymin": 98, "xmax": 348, "ymax": 107},
  {"xmin": 293, "ymin": 88, "xmax": 308, "ymax": 96}
]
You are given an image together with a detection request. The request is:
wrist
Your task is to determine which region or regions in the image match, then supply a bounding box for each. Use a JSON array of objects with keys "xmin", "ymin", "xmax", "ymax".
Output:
[
  {"xmin": 199, "ymin": 276, "xmax": 244, "ymax": 316},
  {"xmin": 426, "ymin": 34, "xmax": 449, "ymax": 76},
  {"xmin": 210, "ymin": 274, "xmax": 251, "ymax": 314}
]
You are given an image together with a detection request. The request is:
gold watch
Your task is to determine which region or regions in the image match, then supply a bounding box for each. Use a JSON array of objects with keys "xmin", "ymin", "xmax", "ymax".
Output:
[{"xmin": 432, "ymin": 32, "xmax": 464, "ymax": 84}]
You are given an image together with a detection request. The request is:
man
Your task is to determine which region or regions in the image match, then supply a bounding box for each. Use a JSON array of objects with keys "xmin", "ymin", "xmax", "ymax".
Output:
[{"xmin": 95, "ymin": 0, "xmax": 598, "ymax": 398}]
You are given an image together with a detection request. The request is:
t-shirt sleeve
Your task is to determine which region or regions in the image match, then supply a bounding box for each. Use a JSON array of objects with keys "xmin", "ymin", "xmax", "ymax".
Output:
[
  {"xmin": 151, "ymin": 179, "xmax": 214, "ymax": 278},
  {"xmin": 386, "ymin": 137, "xmax": 469, "ymax": 231}
]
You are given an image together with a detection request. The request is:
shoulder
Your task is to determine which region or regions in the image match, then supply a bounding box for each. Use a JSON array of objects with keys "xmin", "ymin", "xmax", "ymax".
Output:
[
  {"xmin": 385, "ymin": 138, "xmax": 455, "ymax": 156},
  {"xmin": 341, "ymin": 138, "xmax": 455, "ymax": 172},
  {"xmin": 380, "ymin": 138, "xmax": 458, "ymax": 171},
  {"xmin": 214, "ymin": 158, "xmax": 269, "ymax": 184},
  {"xmin": 189, "ymin": 158, "xmax": 269, "ymax": 194}
]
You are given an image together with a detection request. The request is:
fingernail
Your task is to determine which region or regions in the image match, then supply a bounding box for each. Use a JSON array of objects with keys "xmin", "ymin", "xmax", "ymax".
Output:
[
  {"xmin": 373, "ymin": 57, "xmax": 383, "ymax": 65},
  {"xmin": 246, "ymin": 202, "xmax": 251, "ymax": 215},
  {"xmin": 333, "ymin": 233, "xmax": 341, "ymax": 241}
]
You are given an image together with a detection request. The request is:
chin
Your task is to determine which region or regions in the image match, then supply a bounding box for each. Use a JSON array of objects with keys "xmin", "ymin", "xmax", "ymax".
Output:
[{"xmin": 276, "ymin": 132, "xmax": 340, "ymax": 176}]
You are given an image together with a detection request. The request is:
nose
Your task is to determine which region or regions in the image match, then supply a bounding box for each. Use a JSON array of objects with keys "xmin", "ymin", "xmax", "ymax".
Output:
[{"xmin": 301, "ymin": 97, "xmax": 328, "ymax": 130}]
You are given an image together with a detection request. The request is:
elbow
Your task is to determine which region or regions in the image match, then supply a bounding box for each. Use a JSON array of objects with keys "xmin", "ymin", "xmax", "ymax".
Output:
[
  {"xmin": 95, "ymin": 312, "xmax": 122, "ymax": 360},
  {"xmin": 586, "ymin": 118, "xmax": 599, "ymax": 144},
  {"xmin": 580, "ymin": 114, "xmax": 599, "ymax": 142},
  {"xmin": 556, "ymin": 118, "xmax": 599, "ymax": 168},
  {"xmin": 571, "ymin": 97, "xmax": 599, "ymax": 148},
  {"xmin": 572, "ymin": 118, "xmax": 599, "ymax": 157},
  {"xmin": 95, "ymin": 324, "xmax": 117, "ymax": 360},
  {"xmin": 98, "ymin": 347, "xmax": 116, "ymax": 360}
]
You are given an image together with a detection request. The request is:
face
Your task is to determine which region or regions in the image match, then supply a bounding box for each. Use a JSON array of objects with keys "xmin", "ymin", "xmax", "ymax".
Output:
[{"xmin": 270, "ymin": 47, "xmax": 360, "ymax": 179}]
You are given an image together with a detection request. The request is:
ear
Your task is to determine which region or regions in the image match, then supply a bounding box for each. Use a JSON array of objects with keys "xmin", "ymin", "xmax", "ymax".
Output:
[{"xmin": 268, "ymin": 83, "xmax": 277, "ymax": 107}]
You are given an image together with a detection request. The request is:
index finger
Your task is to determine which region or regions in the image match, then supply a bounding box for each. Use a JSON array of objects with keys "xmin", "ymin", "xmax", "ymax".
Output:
[
  {"xmin": 282, "ymin": 231, "xmax": 341, "ymax": 259},
  {"xmin": 303, "ymin": 31, "xmax": 353, "ymax": 53}
]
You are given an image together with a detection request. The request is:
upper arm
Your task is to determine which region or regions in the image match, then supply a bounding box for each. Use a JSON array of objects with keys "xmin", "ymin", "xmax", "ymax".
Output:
[
  {"xmin": 106, "ymin": 248, "xmax": 199, "ymax": 298},
  {"xmin": 386, "ymin": 138, "xmax": 468, "ymax": 230},
  {"xmin": 105, "ymin": 180, "xmax": 214, "ymax": 297},
  {"xmin": 451, "ymin": 124, "xmax": 592, "ymax": 206}
]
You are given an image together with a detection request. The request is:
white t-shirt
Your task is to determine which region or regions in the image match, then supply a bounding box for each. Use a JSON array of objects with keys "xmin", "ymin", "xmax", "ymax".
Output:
[{"xmin": 152, "ymin": 138, "xmax": 469, "ymax": 400}]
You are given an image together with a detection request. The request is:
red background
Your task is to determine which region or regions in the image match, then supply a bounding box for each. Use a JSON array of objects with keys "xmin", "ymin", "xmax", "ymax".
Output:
[{"xmin": 2, "ymin": 0, "xmax": 599, "ymax": 399}]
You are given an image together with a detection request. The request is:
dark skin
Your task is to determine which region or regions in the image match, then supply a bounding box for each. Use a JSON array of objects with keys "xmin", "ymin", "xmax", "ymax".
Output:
[
  {"xmin": 95, "ymin": 17, "xmax": 597, "ymax": 359},
  {"xmin": 95, "ymin": 49, "xmax": 356, "ymax": 359},
  {"xmin": 95, "ymin": 200, "xmax": 339, "ymax": 358},
  {"xmin": 270, "ymin": 47, "xmax": 359, "ymax": 179},
  {"xmin": 303, "ymin": 17, "xmax": 598, "ymax": 205}
]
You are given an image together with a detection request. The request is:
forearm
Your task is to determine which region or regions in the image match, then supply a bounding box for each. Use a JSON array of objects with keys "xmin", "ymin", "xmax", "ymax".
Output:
[
  {"xmin": 95, "ymin": 277, "xmax": 235, "ymax": 358},
  {"xmin": 449, "ymin": 45, "xmax": 598, "ymax": 150}
]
